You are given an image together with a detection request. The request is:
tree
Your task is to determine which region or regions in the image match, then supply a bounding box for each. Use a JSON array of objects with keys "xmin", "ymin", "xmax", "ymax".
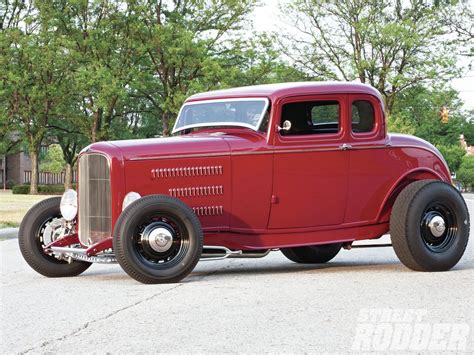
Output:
[
  {"xmin": 40, "ymin": 144, "xmax": 65, "ymax": 174},
  {"xmin": 0, "ymin": 1, "xmax": 75, "ymax": 193},
  {"xmin": 437, "ymin": 144, "xmax": 466, "ymax": 172},
  {"xmin": 45, "ymin": 0, "xmax": 143, "ymax": 143},
  {"xmin": 463, "ymin": 117, "xmax": 474, "ymax": 146},
  {"xmin": 441, "ymin": 0, "xmax": 474, "ymax": 60},
  {"xmin": 284, "ymin": 0, "xmax": 460, "ymax": 116},
  {"xmin": 128, "ymin": 0, "xmax": 259, "ymax": 136},
  {"xmin": 457, "ymin": 155, "xmax": 474, "ymax": 191},
  {"xmin": 390, "ymin": 84, "xmax": 466, "ymax": 144}
]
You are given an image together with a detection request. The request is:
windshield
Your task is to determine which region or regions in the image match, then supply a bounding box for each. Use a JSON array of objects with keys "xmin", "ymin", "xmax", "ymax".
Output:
[{"xmin": 172, "ymin": 98, "xmax": 269, "ymax": 133}]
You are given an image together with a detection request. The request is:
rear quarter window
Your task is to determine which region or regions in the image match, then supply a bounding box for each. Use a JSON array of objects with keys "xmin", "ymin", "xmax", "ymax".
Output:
[{"xmin": 352, "ymin": 100, "xmax": 375, "ymax": 133}]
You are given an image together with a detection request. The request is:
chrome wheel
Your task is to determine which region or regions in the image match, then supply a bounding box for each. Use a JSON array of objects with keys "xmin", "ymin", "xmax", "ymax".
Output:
[
  {"xmin": 420, "ymin": 203, "xmax": 457, "ymax": 253},
  {"xmin": 18, "ymin": 196, "xmax": 91, "ymax": 278},
  {"xmin": 133, "ymin": 216, "xmax": 190, "ymax": 267},
  {"xmin": 114, "ymin": 195, "xmax": 203, "ymax": 284},
  {"xmin": 36, "ymin": 215, "xmax": 70, "ymax": 263}
]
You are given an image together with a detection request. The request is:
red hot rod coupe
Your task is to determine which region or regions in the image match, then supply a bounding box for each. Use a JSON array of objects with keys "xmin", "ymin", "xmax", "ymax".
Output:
[{"xmin": 19, "ymin": 82, "xmax": 470, "ymax": 283}]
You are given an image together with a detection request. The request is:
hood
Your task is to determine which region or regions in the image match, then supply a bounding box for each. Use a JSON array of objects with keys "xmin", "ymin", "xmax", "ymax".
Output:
[{"xmin": 104, "ymin": 133, "xmax": 231, "ymax": 161}]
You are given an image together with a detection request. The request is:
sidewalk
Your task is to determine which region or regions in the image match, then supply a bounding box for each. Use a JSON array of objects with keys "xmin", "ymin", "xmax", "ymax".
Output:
[{"xmin": 0, "ymin": 227, "xmax": 19, "ymax": 240}]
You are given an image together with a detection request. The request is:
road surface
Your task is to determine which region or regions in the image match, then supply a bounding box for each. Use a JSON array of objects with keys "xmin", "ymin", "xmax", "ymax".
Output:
[{"xmin": 1, "ymin": 196, "xmax": 473, "ymax": 353}]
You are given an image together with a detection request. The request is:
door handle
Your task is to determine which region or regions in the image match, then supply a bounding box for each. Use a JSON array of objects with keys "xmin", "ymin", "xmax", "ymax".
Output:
[{"xmin": 339, "ymin": 143, "xmax": 352, "ymax": 150}]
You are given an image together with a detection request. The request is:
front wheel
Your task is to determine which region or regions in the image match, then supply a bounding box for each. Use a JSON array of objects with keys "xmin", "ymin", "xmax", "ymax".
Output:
[
  {"xmin": 113, "ymin": 195, "xmax": 203, "ymax": 284},
  {"xmin": 390, "ymin": 180, "xmax": 470, "ymax": 271},
  {"xmin": 19, "ymin": 197, "xmax": 91, "ymax": 278}
]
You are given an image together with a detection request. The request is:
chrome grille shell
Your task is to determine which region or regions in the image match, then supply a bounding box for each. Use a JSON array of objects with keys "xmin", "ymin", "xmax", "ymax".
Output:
[{"xmin": 78, "ymin": 153, "xmax": 112, "ymax": 246}]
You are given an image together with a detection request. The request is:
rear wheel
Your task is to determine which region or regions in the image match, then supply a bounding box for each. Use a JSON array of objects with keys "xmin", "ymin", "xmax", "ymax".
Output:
[
  {"xmin": 281, "ymin": 243, "xmax": 342, "ymax": 264},
  {"xmin": 113, "ymin": 195, "xmax": 203, "ymax": 284},
  {"xmin": 390, "ymin": 180, "xmax": 469, "ymax": 271},
  {"xmin": 18, "ymin": 197, "xmax": 91, "ymax": 278}
]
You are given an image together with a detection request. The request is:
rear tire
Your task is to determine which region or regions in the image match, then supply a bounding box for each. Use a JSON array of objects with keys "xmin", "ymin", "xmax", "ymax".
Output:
[
  {"xmin": 390, "ymin": 180, "xmax": 469, "ymax": 271},
  {"xmin": 281, "ymin": 243, "xmax": 342, "ymax": 264},
  {"xmin": 113, "ymin": 195, "xmax": 203, "ymax": 284},
  {"xmin": 18, "ymin": 197, "xmax": 91, "ymax": 278}
]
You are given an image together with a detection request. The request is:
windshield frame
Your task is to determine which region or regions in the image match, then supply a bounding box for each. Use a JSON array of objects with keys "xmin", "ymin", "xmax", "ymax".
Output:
[{"xmin": 172, "ymin": 97, "xmax": 270, "ymax": 134}]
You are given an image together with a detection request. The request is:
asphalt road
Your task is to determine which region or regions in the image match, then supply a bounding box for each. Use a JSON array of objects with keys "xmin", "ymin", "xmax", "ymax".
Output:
[{"xmin": 1, "ymin": 197, "xmax": 473, "ymax": 354}]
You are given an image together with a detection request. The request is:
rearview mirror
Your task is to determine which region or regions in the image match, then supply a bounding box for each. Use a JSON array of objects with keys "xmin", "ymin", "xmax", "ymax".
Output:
[{"xmin": 278, "ymin": 120, "xmax": 292, "ymax": 132}]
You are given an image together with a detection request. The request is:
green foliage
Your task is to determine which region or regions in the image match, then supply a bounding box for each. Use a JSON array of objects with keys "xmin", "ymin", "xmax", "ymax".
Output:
[
  {"xmin": 390, "ymin": 84, "xmax": 467, "ymax": 146},
  {"xmin": 457, "ymin": 155, "xmax": 474, "ymax": 190},
  {"xmin": 284, "ymin": 0, "xmax": 463, "ymax": 115},
  {"xmin": 0, "ymin": 0, "xmax": 469, "ymax": 171},
  {"xmin": 12, "ymin": 184, "xmax": 75, "ymax": 195},
  {"xmin": 40, "ymin": 144, "xmax": 66, "ymax": 173},
  {"xmin": 436, "ymin": 144, "xmax": 466, "ymax": 172},
  {"xmin": 12, "ymin": 185, "xmax": 30, "ymax": 194},
  {"xmin": 387, "ymin": 112, "xmax": 416, "ymax": 135},
  {"xmin": 463, "ymin": 117, "xmax": 474, "ymax": 146}
]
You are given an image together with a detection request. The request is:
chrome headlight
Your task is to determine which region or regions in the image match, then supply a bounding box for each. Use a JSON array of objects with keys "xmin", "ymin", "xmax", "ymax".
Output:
[
  {"xmin": 60, "ymin": 189, "xmax": 78, "ymax": 221},
  {"xmin": 122, "ymin": 191, "xmax": 141, "ymax": 211}
]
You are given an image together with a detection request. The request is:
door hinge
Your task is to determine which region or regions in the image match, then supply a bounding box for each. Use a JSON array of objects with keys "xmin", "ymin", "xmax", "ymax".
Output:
[{"xmin": 271, "ymin": 195, "xmax": 279, "ymax": 204}]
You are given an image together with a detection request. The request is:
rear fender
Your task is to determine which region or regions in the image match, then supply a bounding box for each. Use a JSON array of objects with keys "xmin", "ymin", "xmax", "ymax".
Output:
[{"xmin": 377, "ymin": 168, "xmax": 446, "ymax": 222}]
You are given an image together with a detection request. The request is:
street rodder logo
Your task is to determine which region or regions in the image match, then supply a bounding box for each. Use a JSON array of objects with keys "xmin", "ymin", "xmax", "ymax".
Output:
[{"xmin": 352, "ymin": 309, "xmax": 470, "ymax": 352}]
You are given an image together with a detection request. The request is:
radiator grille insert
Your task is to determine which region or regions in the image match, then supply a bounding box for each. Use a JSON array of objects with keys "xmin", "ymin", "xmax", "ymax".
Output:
[{"xmin": 78, "ymin": 154, "xmax": 111, "ymax": 246}]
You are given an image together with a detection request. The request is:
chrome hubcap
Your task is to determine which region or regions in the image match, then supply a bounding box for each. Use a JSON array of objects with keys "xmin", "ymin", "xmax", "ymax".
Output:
[
  {"xmin": 420, "ymin": 203, "xmax": 457, "ymax": 253},
  {"xmin": 141, "ymin": 226, "xmax": 174, "ymax": 253},
  {"xmin": 428, "ymin": 215, "xmax": 446, "ymax": 237}
]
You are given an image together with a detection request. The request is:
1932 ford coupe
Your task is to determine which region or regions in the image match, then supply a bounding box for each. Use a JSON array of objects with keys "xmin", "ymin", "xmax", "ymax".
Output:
[{"xmin": 19, "ymin": 82, "xmax": 470, "ymax": 283}]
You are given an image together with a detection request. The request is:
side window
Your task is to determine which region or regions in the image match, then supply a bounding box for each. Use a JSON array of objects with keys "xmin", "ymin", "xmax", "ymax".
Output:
[
  {"xmin": 281, "ymin": 100, "xmax": 340, "ymax": 135},
  {"xmin": 352, "ymin": 100, "xmax": 375, "ymax": 133}
]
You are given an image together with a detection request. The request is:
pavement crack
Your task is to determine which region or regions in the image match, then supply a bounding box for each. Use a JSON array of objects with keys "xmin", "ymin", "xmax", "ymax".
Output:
[
  {"xmin": 21, "ymin": 283, "xmax": 184, "ymax": 354},
  {"xmin": 20, "ymin": 262, "xmax": 231, "ymax": 354}
]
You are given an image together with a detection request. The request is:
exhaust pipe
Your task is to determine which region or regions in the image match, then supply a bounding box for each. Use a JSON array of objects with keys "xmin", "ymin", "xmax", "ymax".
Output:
[{"xmin": 201, "ymin": 246, "xmax": 271, "ymax": 261}]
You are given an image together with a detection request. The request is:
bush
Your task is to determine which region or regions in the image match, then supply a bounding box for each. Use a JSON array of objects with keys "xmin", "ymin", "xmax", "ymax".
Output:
[
  {"xmin": 39, "ymin": 185, "xmax": 67, "ymax": 194},
  {"xmin": 457, "ymin": 155, "xmax": 474, "ymax": 191},
  {"xmin": 12, "ymin": 185, "xmax": 30, "ymax": 194},
  {"xmin": 12, "ymin": 184, "xmax": 75, "ymax": 195}
]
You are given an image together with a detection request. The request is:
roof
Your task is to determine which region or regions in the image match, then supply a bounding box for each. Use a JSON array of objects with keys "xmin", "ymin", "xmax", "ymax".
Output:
[{"xmin": 186, "ymin": 81, "xmax": 384, "ymax": 103}]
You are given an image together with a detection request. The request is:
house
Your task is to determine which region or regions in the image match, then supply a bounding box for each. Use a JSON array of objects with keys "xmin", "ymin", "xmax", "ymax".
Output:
[
  {"xmin": 460, "ymin": 134, "xmax": 474, "ymax": 155},
  {"xmin": 1, "ymin": 150, "xmax": 76, "ymax": 188}
]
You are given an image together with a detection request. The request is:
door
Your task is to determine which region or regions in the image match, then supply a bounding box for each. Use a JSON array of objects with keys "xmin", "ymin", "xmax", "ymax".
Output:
[
  {"xmin": 344, "ymin": 94, "xmax": 389, "ymax": 224},
  {"xmin": 268, "ymin": 95, "xmax": 350, "ymax": 229}
]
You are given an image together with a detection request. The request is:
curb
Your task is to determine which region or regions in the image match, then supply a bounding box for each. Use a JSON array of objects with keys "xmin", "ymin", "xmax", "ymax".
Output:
[{"xmin": 0, "ymin": 228, "xmax": 19, "ymax": 240}]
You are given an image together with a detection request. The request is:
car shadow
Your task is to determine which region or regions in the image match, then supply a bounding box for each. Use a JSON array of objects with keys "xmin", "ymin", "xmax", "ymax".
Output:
[
  {"xmin": 79, "ymin": 257, "xmax": 473, "ymax": 283},
  {"xmin": 191, "ymin": 258, "xmax": 474, "ymax": 279}
]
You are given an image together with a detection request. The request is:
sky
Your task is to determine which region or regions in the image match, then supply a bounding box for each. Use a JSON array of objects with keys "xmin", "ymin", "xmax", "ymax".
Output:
[{"xmin": 251, "ymin": 1, "xmax": 474, "ymax": 111}]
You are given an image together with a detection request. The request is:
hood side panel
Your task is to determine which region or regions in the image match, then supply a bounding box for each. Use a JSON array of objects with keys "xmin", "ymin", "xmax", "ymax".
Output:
[{"xmin": 124, "ymin": 157, "xmax": 231, "ymax": 229}]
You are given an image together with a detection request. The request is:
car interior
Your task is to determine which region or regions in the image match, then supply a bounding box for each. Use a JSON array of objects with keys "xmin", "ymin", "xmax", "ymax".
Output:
[
  {"xmin": 352, "ymin": 100, "xmax": 375, "ymax": 133},
  {"xmin": 281, "ymin": 100, "xmax": 340, "ymax": 135},
  {"xmin": 280, "ymin": 99, "xmax": 375, "ymax": 135}
]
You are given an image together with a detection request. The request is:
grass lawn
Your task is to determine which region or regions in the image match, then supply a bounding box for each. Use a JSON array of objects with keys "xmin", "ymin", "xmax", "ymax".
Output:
[{"xmin": 0, "ymin": 190, "xmax": 56, "ymax": 228}]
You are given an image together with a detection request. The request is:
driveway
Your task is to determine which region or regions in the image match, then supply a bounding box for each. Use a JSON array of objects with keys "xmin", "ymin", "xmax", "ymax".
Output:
[{"xmin": 0, "ymin": 198, "xmax": 472, "ymax": 353}]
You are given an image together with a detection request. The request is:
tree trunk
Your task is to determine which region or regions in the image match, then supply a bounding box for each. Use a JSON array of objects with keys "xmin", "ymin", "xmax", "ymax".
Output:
[
  {"xmin": 64, "ymin": 163, "xmax": 72, "ymax": 190},
  {"xmin": 383, "ymin": 93, "xmax": 396, "ymax": 120},
  {"xmin": 92, "ymin": 108, "xmax": 103, "ymax": 143},
  {"xmin": 3, "ymin": 156, "xmax": 6, "ymax": 191},
  {"xmin": 162, "ymin": 112, "xmax": 170, "ymax": 137},
  {"xmin": 29, "ymin": 150, "xmax": 39, "ymax": 194}
]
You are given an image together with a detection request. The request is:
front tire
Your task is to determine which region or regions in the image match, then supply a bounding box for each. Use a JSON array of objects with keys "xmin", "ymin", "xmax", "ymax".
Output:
[
  {"xmin": 19, "ymin": 197, "xmax": 91, "ymax": 278},
  {"xmin": 281, "ymin": 243, "xmax": 342, "ymax": 264},
  {"xmin": 113, "ymin": 195, "xmax": 203, "ymax": 284},
  {"xmin": 390, "ymin": 180, "xmax": 469, "ymax": 271}
]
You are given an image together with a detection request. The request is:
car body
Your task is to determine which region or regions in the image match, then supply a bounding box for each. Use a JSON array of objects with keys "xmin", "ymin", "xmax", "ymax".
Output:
[{"xmin": 19, "ymin": 82, "xmax": 469, "ymax": 283}]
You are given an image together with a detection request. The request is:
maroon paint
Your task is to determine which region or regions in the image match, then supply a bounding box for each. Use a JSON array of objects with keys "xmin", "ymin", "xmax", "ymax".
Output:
[{"xmin": 76, "ymin": 83, "xmax": 451, "ymax": 255}]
